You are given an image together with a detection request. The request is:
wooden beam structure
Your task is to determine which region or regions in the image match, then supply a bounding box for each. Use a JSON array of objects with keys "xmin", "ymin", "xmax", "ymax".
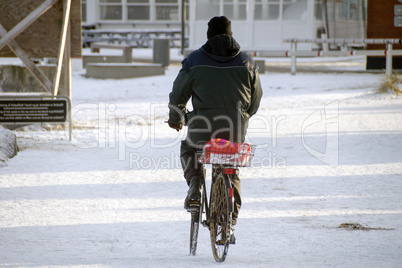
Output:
[
  {"xmin": 0, "ymin": 0, "xmax": 81, "ymax": 95},
  {"xmin": 0, "ymin": 24, "xmax": 53, "ymax": 93},
  {"xmin": 0, "ymin": 0, "xmax": 81, "ymax": 140},
  {"xmin": 0, "ymin": 0, "xmax": 81, "ymax": 58},
  {"xmin": 0, "ymin": 0, "xmax": 59, "ymax": 51}
]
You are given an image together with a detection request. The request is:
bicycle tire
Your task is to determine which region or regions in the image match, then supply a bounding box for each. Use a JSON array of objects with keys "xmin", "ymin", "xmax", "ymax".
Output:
[
  {"xmin": 189, "ymin": 183, "xmax": 204, "ymax": 255},
  {"xmin": 209, "ymin": 172, "xmax": 232, "ymax": 262}
]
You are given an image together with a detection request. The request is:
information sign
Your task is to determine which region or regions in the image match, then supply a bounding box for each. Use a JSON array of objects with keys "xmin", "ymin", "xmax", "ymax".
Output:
[{"xmin": 0, "ymin": 99, "xmax": 68, "ymax": 123}]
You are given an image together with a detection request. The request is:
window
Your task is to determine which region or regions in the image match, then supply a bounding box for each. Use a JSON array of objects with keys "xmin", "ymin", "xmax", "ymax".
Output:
[
  {"xmin": 348, "ymin": 0, "xmax": 359, "ymax": 20},
  {"xmin": 341, "ymin": 0, "xmax": 347, "ymax": 19},
  {"xmin": 254, "ymin": 0, "xmax": 309, "ymax": 21},
  {"xmin": 127, "ymin": 0, "xmax": 150, "ymax": 20},
  {"xmin": 98, "ymin": 0, "xmax": 188, "ymax": 22},
  {"xmin": 254, "ymin": 0, "xmax": 280, "ymax": 20},
  {"xmin": 340, "ymin": 0, "xmax": 358, "ymax": 21},
  {"xmin": 283, "ymin": 0, "xmax": 307, "ymax": 21},
  {"xmin": 223, "ymin": 0, "xmax": 247, "ymax": 20},
  {"xmin": 99, "ymin": 0, "xmax": 122, "ymax": 20},
  {"xmin": 326, "ymin": 0, "xmax": 336, "ymax": 22},
  {"xmin": 195, "ymin": 0, "xmax": 247, "ymax": 20},
  {"xmin": 314, "ymin": 0, "xmax": 323, "ymax": 21},
  {"xmin": 156, "ymin": 0, "xmax": 179, "ymax": 21},
  {"xmin": 196, "ymin": 0, "xmax": 220, "ymax": 20}
]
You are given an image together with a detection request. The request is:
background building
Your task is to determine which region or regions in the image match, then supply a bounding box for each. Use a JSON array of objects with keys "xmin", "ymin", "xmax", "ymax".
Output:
[
  {"xmin": 190, "ymin": 0, "xmax": 365, "ymax": 50},
  {"xmin": 82, "ymin": 0, "xmax": 189, "ymax": 30},
  {"xmin": 82, "ymin": 0, "xmax": 366, "ymax": 51}
]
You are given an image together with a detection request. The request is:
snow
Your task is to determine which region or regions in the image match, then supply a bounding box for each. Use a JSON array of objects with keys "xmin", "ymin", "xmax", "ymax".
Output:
[
  {"xmin": 0, "ymin": 125, "xmax": 18, "ymax": 164},
  {"xmin": 1, "ymin": 50, "xmax": 402, "ymax": 267}
]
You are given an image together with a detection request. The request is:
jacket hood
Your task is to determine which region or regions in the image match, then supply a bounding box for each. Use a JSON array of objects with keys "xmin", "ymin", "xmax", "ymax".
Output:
[{"xmin": 201, "ymin": 34, "xmax": 241, "ymax": 62}]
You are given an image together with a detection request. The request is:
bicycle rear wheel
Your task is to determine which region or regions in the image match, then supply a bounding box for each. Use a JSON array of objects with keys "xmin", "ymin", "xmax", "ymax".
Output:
[
  {"xmin": 189, "ymin": 183, "xmax": 204, "ymax": 255},
  {"xmin": 209, "ymin": 172, "xmax": 232, "ymax": 262}
]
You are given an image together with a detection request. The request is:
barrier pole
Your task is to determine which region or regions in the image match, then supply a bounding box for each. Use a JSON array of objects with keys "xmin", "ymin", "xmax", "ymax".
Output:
[
  {"xmin": 291, "ymin": 40, "xmax": 297, "ymax": 75},
  {"xmin": 386, "ymin": 43, "xmax": 393, "ymax": 78},
  {"xmin": 181, "ymin": 0, "xmax": 186, "ymax": 55}
]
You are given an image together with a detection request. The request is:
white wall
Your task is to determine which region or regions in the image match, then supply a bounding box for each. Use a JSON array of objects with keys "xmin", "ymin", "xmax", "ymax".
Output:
[{"xmin": 189, "ymin": 0, "xmax": 314, "ymax": 51}]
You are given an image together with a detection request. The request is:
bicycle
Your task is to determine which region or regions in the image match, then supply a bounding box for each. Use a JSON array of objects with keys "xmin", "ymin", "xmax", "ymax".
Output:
[{"xmin": 187, "ymin": 138, "xmax": 255, "ymax": 262}]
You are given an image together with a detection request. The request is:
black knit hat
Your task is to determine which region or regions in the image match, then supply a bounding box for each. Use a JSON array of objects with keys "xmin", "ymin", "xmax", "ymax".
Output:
[{"xmin": 207, "ymin": 16, "xmax": 232, "ymax": 39}]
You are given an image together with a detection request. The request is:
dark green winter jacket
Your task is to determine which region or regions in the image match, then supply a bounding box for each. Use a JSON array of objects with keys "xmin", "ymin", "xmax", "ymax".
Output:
[{"xmin": 169, "ymin": 34, "xmax": 263, "ymax": 143}]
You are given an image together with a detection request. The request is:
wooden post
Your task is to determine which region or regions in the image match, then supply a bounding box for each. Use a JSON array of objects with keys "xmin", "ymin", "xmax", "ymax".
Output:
[
  {"xmin": 62, "ymin": 8, "xmax": 72, "ymax": 98},
  {"xmin": 53, "ymin": 0, "xmax": 72, "ymax": 96}
]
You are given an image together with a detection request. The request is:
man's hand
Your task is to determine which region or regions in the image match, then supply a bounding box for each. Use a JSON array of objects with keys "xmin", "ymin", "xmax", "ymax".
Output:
[{"xmin": 167, "ymin": 120, "xmax": 183, "ymax": 132}]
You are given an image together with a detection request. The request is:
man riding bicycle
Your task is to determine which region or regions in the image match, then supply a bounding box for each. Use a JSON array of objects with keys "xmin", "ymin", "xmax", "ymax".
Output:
[{"xmin": 168, "ymin": 16, "xmax": 262, "ymax": 240}]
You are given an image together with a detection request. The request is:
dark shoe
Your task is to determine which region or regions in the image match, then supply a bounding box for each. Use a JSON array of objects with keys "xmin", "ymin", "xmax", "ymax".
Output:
[
  {"xmin": 229, "ymin": 226, "xmax": 236, "ymax": 244},
  {"xmin": 216, "ymin": 225, "xmax": 236, "ymax": 245},
  {"xmin": 184, "ymin": 177, "xmax": 202, "ymax": 210}
]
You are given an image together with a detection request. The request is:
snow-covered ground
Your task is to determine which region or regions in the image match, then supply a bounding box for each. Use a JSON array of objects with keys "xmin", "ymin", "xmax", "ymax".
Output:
[{"xmin": 1, "ymin": 51, "xmax": 402, "ymax": 267}]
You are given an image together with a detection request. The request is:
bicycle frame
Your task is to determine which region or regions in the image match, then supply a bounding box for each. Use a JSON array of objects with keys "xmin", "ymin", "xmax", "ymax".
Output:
[
  {"xmin": 200, "ymin": 168, "xmax": 209, "ymax": 228},
  {"xmin": 190, "ymin": 139, "xmax": 253, "ymax": 261}
]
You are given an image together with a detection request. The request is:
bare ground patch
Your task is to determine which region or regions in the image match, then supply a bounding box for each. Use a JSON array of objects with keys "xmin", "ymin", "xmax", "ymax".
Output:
[{"xmin": 337, "ymin": 223, "xmax": 395, "ymax": 231}]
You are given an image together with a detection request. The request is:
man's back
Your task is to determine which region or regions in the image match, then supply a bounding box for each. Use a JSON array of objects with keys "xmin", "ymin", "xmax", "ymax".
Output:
[{"xmin": 169, "ymin": 34, "xmax": 262, "ymax": 143}]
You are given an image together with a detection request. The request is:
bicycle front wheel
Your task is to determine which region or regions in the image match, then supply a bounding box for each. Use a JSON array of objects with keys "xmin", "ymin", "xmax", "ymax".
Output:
[
  {"xmin": 190, "ymin": 209, "xmax": 200, "ymax": 255},
  {"xmin": 209, "ymin": 172, "xmax": 232, "ymax": 262},
  {"xmin": 189, "ymin": 183, "xmax": 204, "ymax": 255}
]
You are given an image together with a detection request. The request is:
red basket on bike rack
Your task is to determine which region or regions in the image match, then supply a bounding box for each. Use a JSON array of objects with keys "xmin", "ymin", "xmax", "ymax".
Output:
[{"xmin": 200, "ymin": 138, "xmax": 255, "ymax": 167}]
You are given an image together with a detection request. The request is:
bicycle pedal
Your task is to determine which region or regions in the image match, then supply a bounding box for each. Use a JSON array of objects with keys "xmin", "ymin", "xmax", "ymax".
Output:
[
  {"xmin": 215, "ymin": 237, "xmax": 235, "ymax": 245},
  {"xmin": 189, "ymin": 199, "xmax": 200, "ymax": 206},
  {"xmin": 215, "ymin": 240, "xmax": 226, "ymax": 246},
  {"xmin": 229, "ymin": 235, "xmax": 236, "ymax": 244},
  {"xmin": 186, "ymin": 200, "xmax": 200, "ymax": 212},
  {"xmin": 186, "ymin": 206, "xmax": 199, "ymax": 212}
]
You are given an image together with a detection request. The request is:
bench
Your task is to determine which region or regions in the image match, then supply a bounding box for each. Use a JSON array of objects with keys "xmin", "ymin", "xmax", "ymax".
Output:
[
  {"xmin": 90, "ymin": 42, "xmax": 132, "ymax": 63},
  {"xmin": 82, "ymin": 55, "xmax": 131, "ymax": 68},
  {"xmin": 85, "ymin": 63, "xmax": 165, "ymax": 79}
]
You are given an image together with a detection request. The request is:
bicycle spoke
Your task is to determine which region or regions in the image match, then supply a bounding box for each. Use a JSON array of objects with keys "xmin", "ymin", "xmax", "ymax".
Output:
[{"xmin": 209, "ymin": 174, "xmax": 231, "ymax": 262}]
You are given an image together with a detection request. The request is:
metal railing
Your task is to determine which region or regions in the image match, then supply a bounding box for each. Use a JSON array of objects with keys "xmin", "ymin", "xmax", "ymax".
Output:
[
  {"xmin": 283, "ymin": 38, "xmax": 402, "ymax": 45},
  {"xmin": 82, "ymin": 29, "xmax": 188, "ymax": 48},
  {"xmin": 282, "ymin": 38, "xmax": 402, "ymax": 76}
]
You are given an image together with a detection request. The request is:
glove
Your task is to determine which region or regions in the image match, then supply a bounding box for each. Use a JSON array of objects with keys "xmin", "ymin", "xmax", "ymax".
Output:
[{"xmin": 168, "ymin": 120, "xmax": 183, "ymax": 132}]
